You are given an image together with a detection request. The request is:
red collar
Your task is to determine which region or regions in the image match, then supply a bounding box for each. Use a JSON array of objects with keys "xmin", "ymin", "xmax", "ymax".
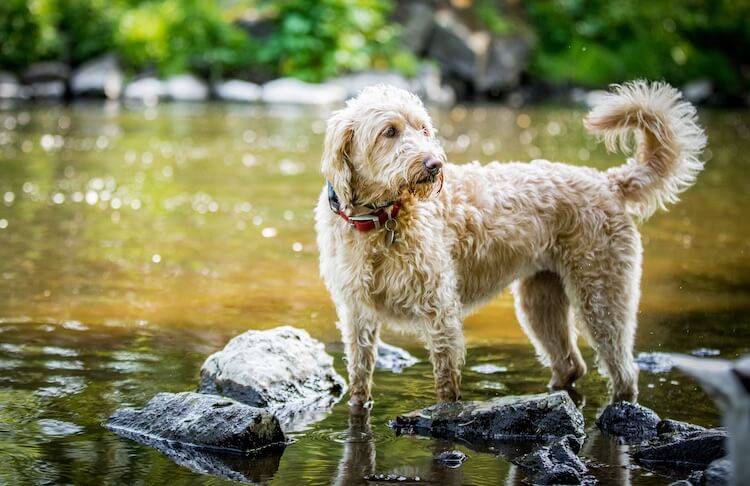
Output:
[{"xmin": 338, "ymin": 202, "xmax": 401, "ymax": 232}]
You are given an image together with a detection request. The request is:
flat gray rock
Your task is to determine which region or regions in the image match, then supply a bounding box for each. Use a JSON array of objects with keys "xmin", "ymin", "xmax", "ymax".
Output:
[
  {"xmin": 632, "ymin": 428, "xmax": 728, "ymax": 470},
  {"xmin": 199, "ymin": 326, "xmax": 346, "ymax": 429},
  {"xmin": 390, "ymin": 392, "xmax": 584, "ymax": 443},
  {"xmin": 106, "ymin": 392, "xmax": 286, "ymax": 454}
]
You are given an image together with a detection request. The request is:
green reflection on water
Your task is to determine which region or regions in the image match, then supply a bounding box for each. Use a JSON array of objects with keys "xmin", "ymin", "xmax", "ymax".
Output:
[{"xmin": 0, "ymin": 101, "xmax": 748, "ymax": 485}]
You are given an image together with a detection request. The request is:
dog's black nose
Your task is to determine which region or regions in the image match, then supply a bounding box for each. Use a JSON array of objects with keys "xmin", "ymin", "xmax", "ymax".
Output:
[{"xmin": 423, "ymin": 158, "xmax": 443, "ymax": 175}]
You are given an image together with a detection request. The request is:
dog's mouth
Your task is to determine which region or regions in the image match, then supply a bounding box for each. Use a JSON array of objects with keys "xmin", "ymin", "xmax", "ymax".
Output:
[{"xmin": 416, "ymin": 174, "xmax": 436, "ymax": 185}]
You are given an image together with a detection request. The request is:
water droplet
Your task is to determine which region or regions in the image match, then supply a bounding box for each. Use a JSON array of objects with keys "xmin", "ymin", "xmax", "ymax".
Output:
[
  {"xmin": 151, "ymin": 254, "xmax": 161, "ymax": 263},
  {"xmin": 3, "ymin": 192, "xmax": 15, "ymax": 204},
  {"xmin": 292, "ymin": 242, "xmax": 303, "ymax": 252},
  {"xmin": 52, "ymin": 193, "xmax": 65, "ymax": 204},
  {"xmin": 0, "ymin": 219, "xmax": 7, "ymax": 229},
  {"xmin": 261, "ymin": 227, "xmax": 277, "ymax": 238}
]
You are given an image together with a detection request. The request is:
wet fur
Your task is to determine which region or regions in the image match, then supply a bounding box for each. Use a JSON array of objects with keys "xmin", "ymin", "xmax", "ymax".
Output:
[{"xmin": 315, "ymin": 82, "xmax": 706, "ymax": 405}]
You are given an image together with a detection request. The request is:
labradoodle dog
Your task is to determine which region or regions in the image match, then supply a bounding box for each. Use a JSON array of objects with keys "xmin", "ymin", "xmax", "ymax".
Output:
[{"xmin": 315, "ymin": 81, "xmax": 706, "ymax": 405}]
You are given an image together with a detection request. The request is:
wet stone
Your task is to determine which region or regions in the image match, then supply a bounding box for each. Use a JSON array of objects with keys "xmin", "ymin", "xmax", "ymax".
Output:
[
  {"xmin": 513, "ymin": 435, "xmax": 592, "ymax": 485},
  {"xmin": 199, "ymin": 326, "xmax": 346, "ymax": 430},
  {"xmin": 703, "ymin": 457, "xmax": 732, "ymax": 486},
  {"xmin": 656, "ymin": 419, "xmax": 705, "ymax": 436},
  {"xmin": 434, "ymin": 450, "xmax": 467, "ymax": 468},
  {"xmin": 390, "ymin": 392, "xmax": 584, "ymax": 443},
  {"xmin": 376, "ymin": 341, "xmax": 418, "ymax": 373},
  {"xmin": 106, "ymin": 392, "xmax": 287, "ymax": 454},
  {"xmin": 596, "ymin": 401, "xmax": 661, "ymax": 443},
  {"xmin": 632, "ymin": 428, "xmax": 727, "ymax": 471}
]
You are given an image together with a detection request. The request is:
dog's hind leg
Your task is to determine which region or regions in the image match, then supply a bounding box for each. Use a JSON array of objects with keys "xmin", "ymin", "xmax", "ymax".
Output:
[
  {"xmin": 338, "ymin": 308, "xmax": 380, "ymax": 406},
  {"xmin": 564, "ymin": 239, "xmax": 642, "ymax": 403},
  {"xmin": 513, "ymin": 271, "xmax": 587, "ymax": 390}
]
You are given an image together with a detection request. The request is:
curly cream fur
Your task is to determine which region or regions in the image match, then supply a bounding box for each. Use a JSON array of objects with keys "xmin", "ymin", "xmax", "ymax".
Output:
[{"xmin": 315, "ymin": 82, "xmax": 706, "ymax": 405}]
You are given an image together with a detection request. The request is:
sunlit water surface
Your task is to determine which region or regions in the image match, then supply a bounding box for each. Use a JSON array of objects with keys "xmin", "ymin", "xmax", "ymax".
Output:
[{"xmin": 0, "ymin": 101, "xmax": 748, "ymax": 485}]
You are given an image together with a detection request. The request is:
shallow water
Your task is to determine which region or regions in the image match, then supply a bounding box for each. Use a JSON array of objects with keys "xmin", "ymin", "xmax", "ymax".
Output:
[{"xmin": 0, "ymin": 100, "xmax": 748, "ymax": 485}]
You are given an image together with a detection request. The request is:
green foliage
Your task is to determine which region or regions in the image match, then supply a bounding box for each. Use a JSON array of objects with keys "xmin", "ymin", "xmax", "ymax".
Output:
[
  {"xmin": 256, "ymin": 0, "xmax": 411, "ymax": 82},
  {"xmin": 0, "ymin": 0, "xmax": 44, "ymax": 71},
  {"xmin": 475, "ymin": 0, "xmax": 513, "ymax": 36},
  {"xmin": 116, "ymin": 0, "xmax": 254, "ymax": 77},
  {"xmin": 525, "ymin": 0, "xmax": 748, "ymax": 95}
]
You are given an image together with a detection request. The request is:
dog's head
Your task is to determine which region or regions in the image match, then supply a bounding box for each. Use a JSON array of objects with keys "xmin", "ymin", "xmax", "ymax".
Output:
[{"xmin": 321, "ymin": 85, "xmax": 446, "ymax": 214}]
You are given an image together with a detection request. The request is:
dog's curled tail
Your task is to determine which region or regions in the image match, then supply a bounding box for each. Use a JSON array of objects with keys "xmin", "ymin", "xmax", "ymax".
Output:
[{"xmin": 584, "ymin": 80, "xmax": 706, "ymax": 220}]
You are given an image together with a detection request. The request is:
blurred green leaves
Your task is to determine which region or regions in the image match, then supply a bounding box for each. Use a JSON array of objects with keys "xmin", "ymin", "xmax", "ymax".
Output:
[
  {"xmin": 256, "ymin": 0, "xmax": 415, "ymax": 82},
  {"xmin": 525, "ymin": 0, "xmax": 748, "ymax": 96}
]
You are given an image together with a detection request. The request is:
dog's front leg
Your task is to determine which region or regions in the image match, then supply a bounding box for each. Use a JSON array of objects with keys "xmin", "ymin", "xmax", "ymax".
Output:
[
  {"xmin": 340, "ymin": 310, "xmax": 380, "ymax": 406},
  {"xmin": 425, "ymin": 314, "xmax": 465, "ymax": 402}
]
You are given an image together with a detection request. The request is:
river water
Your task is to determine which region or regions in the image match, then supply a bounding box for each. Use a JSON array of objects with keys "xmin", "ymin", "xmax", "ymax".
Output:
[{"xmin": 0, "ymin": 100, "xmax": 748, "ymax": 485}]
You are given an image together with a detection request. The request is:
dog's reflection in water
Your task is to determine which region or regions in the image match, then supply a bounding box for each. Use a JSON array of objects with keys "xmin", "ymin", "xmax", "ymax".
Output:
[{"xmin": 333, "ymin": 405, "xmax": 463, "ymax": 485}]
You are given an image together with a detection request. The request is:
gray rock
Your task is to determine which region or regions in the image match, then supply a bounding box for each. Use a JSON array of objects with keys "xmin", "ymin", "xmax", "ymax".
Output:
[
  {"xmin": 165, "ymin": 74, "xmax": 209, "ymax": 101},
  {"xmin": 390, "ymin": 392, "xmax": 584, "ymax": 442},
  {"xmin": 690, "ymin": 347, "xmax": 720, "ymax": 357},
  {"xmin": 470, "ymin": 363, "xmax": 508, "ymax": 374},
  {"xmin": 124, "ymin": 77, "xmax": 166, "ymax": 103},
  {"xmin": 199, "ymin": 326, "xmax": 346, "ymax": 429},
  {"xmin": 376, "ymin": 341, "xmax": 418, "ymax": 373},
  {"xmin": 513, "ymin": 435, "xmax": 590, "ymax": 485},
  {"xmin": 632, "ymin": 428, "xmax": 727, "ymax": 470},
  {"xmin": 0, "ymin": 72, "xmax": 26, "ymax": 99},
  {"xmin": 411, "ymin": 64, "xmax": 456, "ymax": 106},
  {"xmin": 597, "ymin": 401, "xmax": 661, "ymax": 443},
  {"xmin": 478, "ymin": 36, "xmax": 530, "ymax": 92},
  {"xmin": 704, "ymin": 457, "xmax": 733, "ymax": 486},
  {"xmin": 657, "ymin": 419, "xmax": 706, "ymax": 436},
  {"xmin": 635, "ymin": 352, "xmax": 674, "ymax": 373},
  {"xmin": 393, "ymin": 1, "xmax": 435, "ymax": 54},
  {"xmin": 215, "ymin": 80, "xmax": 262, "ymax": 102},
  {"xmin": 434, "ymin": 450, "xmax": 467, "ymax": 468},
  {"xmin": 22, "ymin": 62, "xmax": 71, "ymax": 83},
  {"xmin": 261, "ymin": 78, "xmax": 347, "ymax": 105},
  {"xmin": 682, "ymin": 79, "xmax": 713, "ymax": 104},
  {"xmin": 106, "ymin": 392, "xmax": 287, "ymax": 453},
  {"xmin": 70, "ymin": 54, "xmax": 123, "ymax": 99},
  {"xmin": 427, "ymin": 10, "xmax": 477, "ymax": 83}
]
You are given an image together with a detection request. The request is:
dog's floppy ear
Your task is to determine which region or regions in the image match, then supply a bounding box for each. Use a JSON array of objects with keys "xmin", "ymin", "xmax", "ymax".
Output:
[{"xmin": 321, "ymin": 110, "xmax": 354, "ymax": 215}]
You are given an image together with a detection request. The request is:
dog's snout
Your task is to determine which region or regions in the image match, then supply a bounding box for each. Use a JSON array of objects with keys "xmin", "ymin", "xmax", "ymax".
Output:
[{"xmin": 423, "ymin": 158, "xmax": 443, "ymax": 175}]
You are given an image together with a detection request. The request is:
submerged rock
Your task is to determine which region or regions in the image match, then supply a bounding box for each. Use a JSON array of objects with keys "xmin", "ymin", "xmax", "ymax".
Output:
[
  {"xmin": 390, "ymin": 392, "xmax": 584, "ymax": 442},
  {"xmin": 632, "ymin": 428, "xmax": 727, "ymax": 470},
  {"xmin": 703, "ymin": 457, "xmax": 732, "ymax": 486},
  {"xmin": 513, "ymin": 435, "xmax": 591, "ymax": 485},
  {"xmin": 434, "ymin": 450, "xmax": 467, "ymax": 468},
  {"xmin": 106, "ymin": 392, "xmax": 287, "ymax": 453},
  {"xmin": 596, "ymin": 401, "xmax": 661, "ymax": 443},
  {"xmin": 635, "ymin": 352, "xmax": 674, "ymax": 373},
  {"xmin": 376, "ymin": 341, "xmax": 418, "ymax": 373},
  {"xmin": 199, "ymin": 326, "xmax": 346, "ymax": 429}
]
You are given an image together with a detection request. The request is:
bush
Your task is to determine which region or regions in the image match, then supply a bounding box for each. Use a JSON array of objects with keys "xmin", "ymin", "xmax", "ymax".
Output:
[
  {"xmin": 256, "ymin": 0, "xmax": 416, "ymax": 82},
  {"xmin": 116, "ymin": 0, "xmax": 254, "ymax": 77},
  {"xmin": 0, "ymin": 0, "xmax": 45, "ymax": 71},
  {"xmin": 525, "ymin": 0, "xmax": 748, "ymax": 96}
]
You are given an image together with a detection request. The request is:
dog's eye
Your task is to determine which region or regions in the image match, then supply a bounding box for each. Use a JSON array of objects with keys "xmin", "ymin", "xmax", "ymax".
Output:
[{"xmin": 384, "ymin": 126, "xmax": 398, "ymax": 138}]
